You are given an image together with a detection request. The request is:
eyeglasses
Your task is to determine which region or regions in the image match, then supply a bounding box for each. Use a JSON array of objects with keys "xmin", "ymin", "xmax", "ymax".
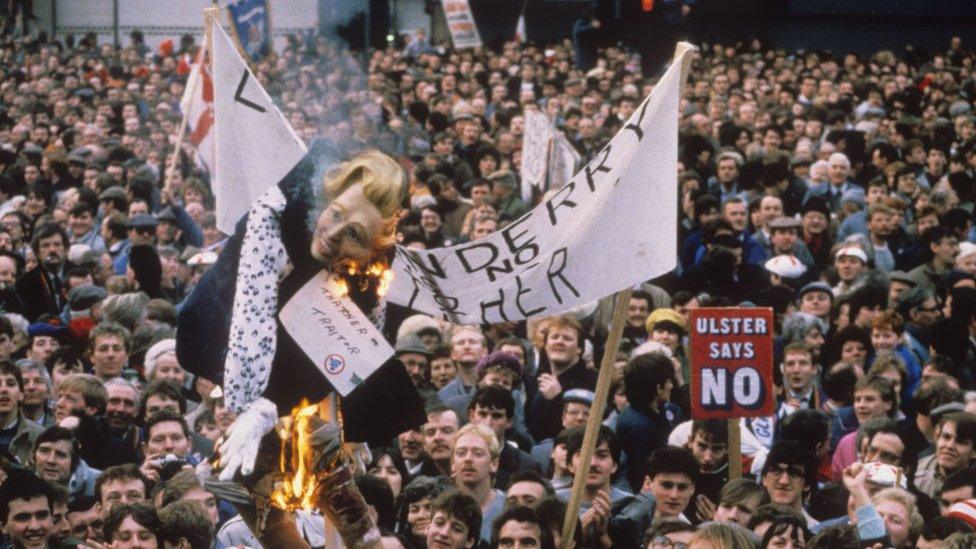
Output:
[
  {"xmin": 651, "ymin": 536, "xmax": 688, "ymax": 549},
  {"xmin": 765, "ymin": 464, "xmax": 805, "ymax": 480}
]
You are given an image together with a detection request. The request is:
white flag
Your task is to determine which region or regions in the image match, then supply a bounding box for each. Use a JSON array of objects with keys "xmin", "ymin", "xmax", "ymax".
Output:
[
  {"xmin": 519, "ymin": 109, "xmax": 551, "ymax": 203},
  {"xmin": 212, "ymin": 22, "xmax": 306, "ymax": 234},
  {"xmin": 387, "ymin": 44, "xmax": 695, "ymax": 324},
  {"xmin": 180, "ymin": 48, "xmax": 215, "ymax": 172},
  {"xmin": 549, "ymin": 129, "xmax": 581, "ymax": 191},
  {"xmin": 515, "ymin": 14, "xmax": 526, "ymax": 43}
]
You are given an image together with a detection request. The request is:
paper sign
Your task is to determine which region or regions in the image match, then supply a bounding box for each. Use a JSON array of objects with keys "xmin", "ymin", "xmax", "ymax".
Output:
[
  {"xmin": 280, "ymin": 271, "xmax": 394, "ymax": 396},
  {"xmin": 690, "ymin": 308, "xmax": 775, "ymax": 419},
  {"xmin": 442, "ymin": 0, "xmax": 482, "ymax": 49}
]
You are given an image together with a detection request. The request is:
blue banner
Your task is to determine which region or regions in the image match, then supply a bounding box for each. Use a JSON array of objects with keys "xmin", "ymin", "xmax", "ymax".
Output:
[{"xmin": 227, "ymin": 0, "xmax": 272, "ymax": 60}]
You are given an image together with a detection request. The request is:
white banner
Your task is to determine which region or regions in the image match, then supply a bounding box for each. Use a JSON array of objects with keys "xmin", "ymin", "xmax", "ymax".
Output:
[
  {"xmin": 549, "ymin": 129, "xmax": 581, "ymax": 194},
  {"xmin": 442, "ymin": 0, "xmax": 482, "ymax": 49},
  {"xmin": 211, "ymin": 22, "xmax": 307, "ymax": 234},
  {"xmin": 387, "ymin": 44, "xmax": 694, "ymax": 324},
  {"xmin": 520, "ymin": 109, "xmax": 551, "ymax": 203},
  {"xmin": 279, "ymin": 271, "xmax": 395, "ymax": 396}
]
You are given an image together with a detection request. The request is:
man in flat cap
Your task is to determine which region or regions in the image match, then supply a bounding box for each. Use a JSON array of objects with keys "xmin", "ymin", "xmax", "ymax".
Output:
[{"xmin": 488, "ymin": 169, "xmax": 529, "ymax": 224}]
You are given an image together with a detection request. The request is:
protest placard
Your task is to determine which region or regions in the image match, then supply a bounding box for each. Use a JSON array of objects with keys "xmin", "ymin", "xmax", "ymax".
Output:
[
  {"xmin": 279, "ymin": 271, "xmax": 394, "ymax": 397},
  {"xmin": 689, "ymin": 308, "xmax": 775, "ymax": 419},
  {"xmin": 442, "ymin": 0, "xmax": 482, "ymax": 49},
  {"xmin": 387, "ymin": 44, "xmax": 693, "ymax": 324}
]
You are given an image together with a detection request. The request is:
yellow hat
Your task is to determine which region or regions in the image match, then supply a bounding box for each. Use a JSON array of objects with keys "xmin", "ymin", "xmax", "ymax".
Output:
[{"xmin": 646, "ymin": 308, "xmax": 685, "ymax": 334}]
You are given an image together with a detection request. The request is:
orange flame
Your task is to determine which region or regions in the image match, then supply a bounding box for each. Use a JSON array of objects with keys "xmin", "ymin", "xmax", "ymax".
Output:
[{"xmin": 270, "ymin": 399, "xmax": 321, "ymax": 511}]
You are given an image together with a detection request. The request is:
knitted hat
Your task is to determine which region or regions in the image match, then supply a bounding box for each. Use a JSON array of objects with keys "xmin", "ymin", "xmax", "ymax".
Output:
[
  {"xmin": 395, "ymin": 333, "xmax": 430, "ymax": 358},
  {"xmin": 947, "ymin": 499, "xmax": 976, "ymax": 529},
  {"xmin": 144, "ymin": 338, "xmax": 176, "ymax": 380},
  {"xmin": 476, "ymin": 351, "xmax": 522, "ymax": 378},
  {"xmin": 646, "ymin": 308, "xmax": 685, "ymax": 335}
]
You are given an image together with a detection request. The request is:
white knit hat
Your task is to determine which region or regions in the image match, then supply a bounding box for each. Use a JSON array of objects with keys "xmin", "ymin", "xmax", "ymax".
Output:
[{"xmin": 143, "ymin": 338, "xmax": 177, "ymax": 380}]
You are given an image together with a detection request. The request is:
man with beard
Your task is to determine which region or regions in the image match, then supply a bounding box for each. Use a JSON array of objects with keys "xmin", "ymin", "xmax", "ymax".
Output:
[
  {"xmin": 527, "ymin": 316, "xmax": 597, "ymax": 441},
  {"xmin": 685, "ymin": 420, "xmax": 729, "ymax": 524},
  {"xmin": 864, "ymin": 204, "xmax": 913, "ymax": 273},
  {"xmin": 0, "ymin": 361, "xmax": 43, "ymax": 465},
  {"xmin": 31, "ymin": 426, "xmax": 101, "ymax": 500},
  {"xmin": 15, "ymin": 224, "xmax": 68, "ymax": 322}
]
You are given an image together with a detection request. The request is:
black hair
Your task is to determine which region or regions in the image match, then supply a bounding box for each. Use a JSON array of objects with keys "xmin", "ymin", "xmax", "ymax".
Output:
[
  {"xmin": 490, "ymin": 504, "xmax": 555, "ymax": 549},
  {"xmin": 143, "ymin": 409, "xmax": 191, "ymax": 443},
  {"xmin": 430, "ymin": 490, "xmax": 481, "ymax": 543},
  {"xmin": 919, "ymin": 516, "xmax": 974, "ymax": 542},
  {"xmin": 507, "ymin": 469, "xmax": 556, "ymax": 499},
  {"xmin": 394, "ymin": 475, "xmax": 453, "ymax": 536},
  {"xmin": 140, "ymin": 379, "xmax": 186, "ymax": 419},
  {"xmin": 33, "ymin": 426, "xmax": 80, "ymax": 472},
  {"xmin": 644, "ymin": 446, "xmax": 699, "ymax": 484},
  {"xmin": 468, "ymin": 385, "xmax": 515, "ymax": 420},
  {"xmin": 762, "ymin": 442, "xmax": 818, "ymax": 489},
  {"xmin": 565, "ymin": 425, "xmax": 619, "ymax": 465},
  {"xmin": 762, "ymin": 515, "xmax": 812, "ymax": 549},
  {"xmin": 103, "ymin": 502, "xmax": 159, "ymax": 544},
  {"xmin": 780, "ymin": 409, "xmax": 830, "ymax": 451},
  {"xmin": 0, "ymin": 470, "xmax": 53, "ymax": 523},
  {"xmin": 355, "ymin": 473, "xmax": 396, "ymax": 532},
  {"xmin": 623, "ymin": 352, "xmax": 675, "ymax": 413}
]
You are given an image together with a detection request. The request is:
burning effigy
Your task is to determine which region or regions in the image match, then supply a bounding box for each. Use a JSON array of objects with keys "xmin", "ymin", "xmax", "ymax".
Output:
[{"xmin": 177, "ymin": 141, "xmax": 426, "ymax": 547}]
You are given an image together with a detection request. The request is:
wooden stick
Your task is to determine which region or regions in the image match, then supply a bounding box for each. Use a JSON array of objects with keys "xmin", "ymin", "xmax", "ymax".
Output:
[
  {"xmin": 559, "ymin": 288, "xmax": 631, "ymax": 546},
  {"xmin": 728, "ymin": 418, "xmax": 741, "ymax": 480}
]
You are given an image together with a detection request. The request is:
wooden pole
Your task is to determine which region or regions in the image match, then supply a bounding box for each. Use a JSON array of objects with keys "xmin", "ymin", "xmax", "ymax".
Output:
[
  {"xmin": 559, "ymin": 288, "xmax": 631, "ymax": 546},
  {"xmin": 164, "ymin": 9, "xmax": 213, "ymax": 197},
  {"xmin": 325, "ymin": 393, "xmax": 341, "ymax": 549},
  {"xmin": 728, "ymin": 418, "xmax": 741, "ymax": 480},
  {"xmin": 558, "ymin": 42, "xmax": 697, "ymax": 549}
]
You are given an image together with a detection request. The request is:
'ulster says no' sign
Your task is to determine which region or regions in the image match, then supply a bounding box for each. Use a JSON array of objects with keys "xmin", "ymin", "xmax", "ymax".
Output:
[{"xmin": 690, "ymin": 308, "xmax": 775, "ymax": 419}]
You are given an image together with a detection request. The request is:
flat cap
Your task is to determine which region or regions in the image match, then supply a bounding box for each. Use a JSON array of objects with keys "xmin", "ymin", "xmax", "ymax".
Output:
[
  {"xmin": 768, "ymin": 216, "xmax": 801, "ymax": 230},
  {"xmin": 126, "ymin": 213, "xmax": 158, "ymax": 229},
  {"xmin": 98, "ymin": 186, "xmax": 126, "ymax": 202}
]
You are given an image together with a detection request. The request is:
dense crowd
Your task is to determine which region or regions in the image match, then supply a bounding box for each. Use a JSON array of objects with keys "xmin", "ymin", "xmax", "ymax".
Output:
[{"xmin": 4, "ymin": 5, "xmax": 976, "ymax": 548}]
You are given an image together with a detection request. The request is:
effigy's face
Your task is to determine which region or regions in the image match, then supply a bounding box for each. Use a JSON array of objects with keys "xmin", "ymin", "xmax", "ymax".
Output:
[{"xmin": 311, "ymin": 184, "xmax": 386, "ymax": 268}]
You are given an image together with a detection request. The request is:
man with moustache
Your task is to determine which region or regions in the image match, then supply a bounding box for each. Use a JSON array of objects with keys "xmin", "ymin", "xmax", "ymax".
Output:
[
  {"xmin": 15, "ymin": 224, "xmax": 68, "ymax": 322},
  {"xmin": 527, "ymin": 316, "xmax": 597, "ymax": 441},
  {"xmin": 421, "ymin": 405, "xmax": 461, "ymax": 478},
  {"xmin": 685, "ymin": 420, "xmax": 730, "ymax": 524},
  {"xmin": 451, "ymin": 423, "xmax": 506, "ymax": 544}
]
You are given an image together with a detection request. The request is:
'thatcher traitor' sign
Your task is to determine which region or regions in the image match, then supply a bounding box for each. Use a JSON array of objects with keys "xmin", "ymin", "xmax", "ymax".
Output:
[
  {"xmin": 690, "ymin": 308, "xmax": 775, "ymax": 420},
  {"xmin": 279, "ymin": 271, "xmax": 395, "ymax": 396}
]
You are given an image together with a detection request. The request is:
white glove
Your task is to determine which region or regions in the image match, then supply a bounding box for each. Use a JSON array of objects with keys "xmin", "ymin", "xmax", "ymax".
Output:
[{"xmin": 218, "ymin": 397, "xmax": 278, "ymax": 481}]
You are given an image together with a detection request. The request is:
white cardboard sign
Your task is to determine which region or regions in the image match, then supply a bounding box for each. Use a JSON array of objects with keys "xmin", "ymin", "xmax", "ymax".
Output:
[{"xmin": 279, "ymin": 271, "xmax": 394, "ymax": 396}]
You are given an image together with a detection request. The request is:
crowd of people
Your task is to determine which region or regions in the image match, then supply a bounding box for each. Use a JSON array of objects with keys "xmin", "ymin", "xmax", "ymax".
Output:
[{"xmin": 3, "ymin": 5, "xmax": 976, "ymax": 548}]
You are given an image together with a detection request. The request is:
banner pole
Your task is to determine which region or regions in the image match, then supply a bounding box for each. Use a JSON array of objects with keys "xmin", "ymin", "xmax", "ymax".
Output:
[
  {"xmin": 559, "ymin": 288, "xmax": 631, "ymax": 547},
  {"xmin": 165, "ymin": 9, "xmax": 213, "ymax": 198},
  {"xmin": 728, "ymin": 418, "xmax": 741, "ymax": 480}
]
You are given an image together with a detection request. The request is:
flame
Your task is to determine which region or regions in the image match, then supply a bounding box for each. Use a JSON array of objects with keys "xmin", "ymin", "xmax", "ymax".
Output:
[
  {"xmin": 333, "ymin": 277, "xmax": 349, "ymax": 297},
  {"xmin": 336, "ymin": 260, "xmax": 393, "ymax": 297},
  {"xmin": 270, "ymin": 399, "xmax": 323, "ymax": 511}
]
